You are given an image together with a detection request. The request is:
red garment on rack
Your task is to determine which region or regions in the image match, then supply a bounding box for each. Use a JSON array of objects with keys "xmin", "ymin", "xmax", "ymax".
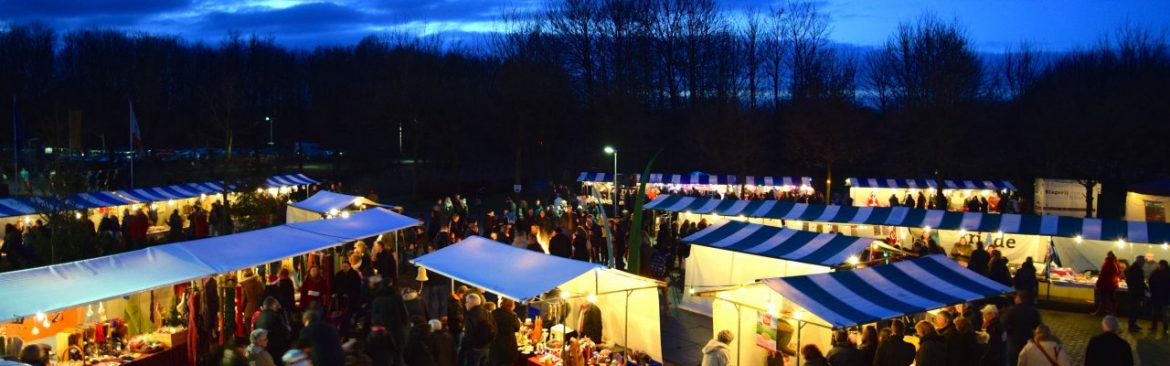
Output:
[{"xmin": 234, "ymin": 285, "xmax": 244, "ymax": 338}]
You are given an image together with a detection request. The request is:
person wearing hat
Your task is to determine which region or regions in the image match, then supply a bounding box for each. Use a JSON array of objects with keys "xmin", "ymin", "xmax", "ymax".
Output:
[{"xmin": 979, "ymin": 304, "xmax": 1004, "ymax": 366}]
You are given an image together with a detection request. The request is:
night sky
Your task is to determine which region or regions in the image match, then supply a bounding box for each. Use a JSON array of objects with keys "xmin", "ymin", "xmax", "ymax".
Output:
[{"xmin": 1, "ymin": 0, "xmax": 1168, "ymax": 51}]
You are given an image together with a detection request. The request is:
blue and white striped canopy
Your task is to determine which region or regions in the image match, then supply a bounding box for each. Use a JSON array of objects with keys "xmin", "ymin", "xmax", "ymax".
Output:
[
  {"xmin": 642, "ymin": 173, "xmax": 738, "ymax": 185},
  {"xmin": 744, "ymin": 176, "xmax": 812, "ymax": 188},
  {"xmin": 0, "ymin": 198, "xmax": 41, "ymax": 217},
  {"xmin": 266, "ymin": 173, "xmax": 319, "ymax": 187},
  {"xmin": 0, "ymin": 193, "xmax": 136, "ymax": 218},
  {"xmin": 115, "ymin": 182, "xmax": 226, "ymax": 202},
  {"xmin": 847, "ymin": 178, "xmax": 1015, "ymax": 191},
  {"xmin": 682, "ymin": 220, "xmax": 873, "ymax": 266},
  {"xmin": 762, "ymin": 255, "xmax": 1013, "ymax": 327},
  {"xmin": 577, "ymin": 172, "xmax": 616, "ymax": 182},
  {"xmin": 652, "ymin": 195, "xmax": 1170, "ymax": 245}
]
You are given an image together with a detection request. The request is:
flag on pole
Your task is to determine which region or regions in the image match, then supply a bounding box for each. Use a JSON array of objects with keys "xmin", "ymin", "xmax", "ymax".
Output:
[{"xmin": 129, "ymin": 101, "xmax": 142, "ymax": 151}]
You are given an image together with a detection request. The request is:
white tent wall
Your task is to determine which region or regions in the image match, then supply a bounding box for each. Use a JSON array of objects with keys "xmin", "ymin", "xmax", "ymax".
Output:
[
  {"xmin": 559, "ymin": 268, "xmax": 664, "ymax": 362},
  {"xmin": 286, "ymin": 205, "xmax": 323, "ymax": 223},
  {"xmin": 1053, "ymin": 237, "xmax": 1165, "ymax": 272},
  {"xmin": 710, "ymin": 286, "xmax": 832, "ymax": 366},
  {"xmin": 681, "ymin": 245, "xmax": 830, "ymax": 315},
  {"xmin": 928, "ymin": 229, "xmax": 1046, "ymax": 266}
]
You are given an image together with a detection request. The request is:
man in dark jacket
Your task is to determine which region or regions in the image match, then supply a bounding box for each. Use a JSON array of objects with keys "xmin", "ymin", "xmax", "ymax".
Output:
[
  {"xmin": 253, "ymin": 297, "xmax": 290, "ymax": 365},
  {"xmin": 967, "ymin": 241, "xmax": 990, "ymax": 278},
  {"xmin": 1150, "ymin": 260, "xmax": 1170, "ymax": 335},
  {"xmin": 370, "ymin": 280, "xmax": 409, "ymax": 363},
  {"xmin": 298, "ymin": 310, "xmax": 345, "ymax": 366},
  {"xmin": 490, "ymin": 299, "xmax": 522, "ymax": 366},
  {"xmin": 571, "ymin": 228, "xmax": 590, "ymax": 262},
  {"xmin": 825, "ymin": 329, "xmax": 863, "ymax": 366},
  {"xmin": 1127, "ymin": 255, "xmax": 1148, "ymax": 331},
  {"xmin": 979, "ymin": 304, "xmax": 1005, "ymax": 366},
  {"xmin": 933, "ymin": 310, "xmax": 964, "ymax": 366},
  {"xmin": 460, "ymin": 293, "xmax": 495, "ymax": 366},
  {"xmin": 1001, "ymin": 291, "xmax": 1041, "ymax": 366},
  {"xmin": 873, "ymin": 320, "xmax": 915, "ymax": 366},
  {"xmin": 405, "ymin": 317, "xmax": 437, "ymax": 366},
  {"xmin": 1085, "ymin": 315, "xmax": 1133, "ymax": 366},
  {"xmin": 548, "ymin": 228, "xmax": 572, "ymax": 258}
]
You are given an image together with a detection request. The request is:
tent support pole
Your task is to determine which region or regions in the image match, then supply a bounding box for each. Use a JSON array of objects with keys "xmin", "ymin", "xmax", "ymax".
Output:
[
  {"xmin": 796, "ymin": 320, "xmax": 806, "ymax": 366},
  {"xmin": 624, "ymin": 289, "xmax": 631, "ymax": 363},
  {"xmin": 733, "ymin": 302, "xmax": 742, "ymax": 366}
]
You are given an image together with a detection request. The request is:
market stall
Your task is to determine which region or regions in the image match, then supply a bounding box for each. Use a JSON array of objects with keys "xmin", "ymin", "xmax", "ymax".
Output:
[
  {"xmin": 265, "ymin": 173, "xmax": 319, "ymax": 189},
  {"xmin": 411, "ymin": 236, "xmax": 664, "ymax": 364},
  {"xmin": 678, "ymin": 219, "xmax": 875, "ymax": 315},
  {"xmin": 846, "ymin": 177, "xmax": 1016, "ymax": 212},
  {"xmin": 0, "ymin": 208, "xmax": 419, "ymax": 365},
  {"xmin": 702, "ymin": 255, "xmax": 1014, "ymax": 366},
  {"xmin": 284, "ymin": 190, "xmax": 387, "ymax": 223}
]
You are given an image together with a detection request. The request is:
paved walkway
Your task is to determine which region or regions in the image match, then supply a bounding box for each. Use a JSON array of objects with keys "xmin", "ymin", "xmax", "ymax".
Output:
[{"xmin": 661, "ymin": 307, "xmax": 1170, "ymax": 366}]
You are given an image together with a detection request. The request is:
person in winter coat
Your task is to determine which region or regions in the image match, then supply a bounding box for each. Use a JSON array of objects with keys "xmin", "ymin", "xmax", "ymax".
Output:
[
  {"xmin": 246, "ymin": 328, "xmax": 276, "ymax": 366},
  {"xmin": 988, "ymin": 250, "xmax": 1013, "ymax": 287},
  {"xmin": 429, "ymin": 319, "xmax": 457, "ymax": 366},
  {"xmin": 1084, "ymin": 315, "xmax": 1133, "ymax": 366},
  {"xmin": 253, "ymin": 297, "xmax": 291, "ymax": 365},
  {"xmin": 1002, "ymin": 291, "xmax": 1041, "ymax": 366},
  {"xmin": 1126, "ymin": 255, "xmax": 1149, "ymax": 331},
  {"xmin": 1149, "ymin": 260, "xmax": 1170, "ymax": 335},
  {"xmin": 858, "ymin": 325, "xmax": 879, "ymax": 366},
  {"xmin": 167, "ymin": 209, "xmax": 184, "ymax": 242},
  {"xmin": 1016, "ymin": 324, "xmax": 1069, "ymax": 366},
  {"xmin": 405, "ymin": 317, "xmax": 437, "ymax": 366},
  {"xmin": 372, "ymin": 240, "xmax": 397, "ymax": 286},
  {"xmin": 825, "ymin": 329, "xmax": 863, "ymax": 366},
  {"xmin": 874, "ymin": 320, "xmax": 916, "ymax": 366},
  {"xmin": 548, "ymin": 228, "xmax": 572, "ymax": 258},
  {"xmin": 404, "ymin": 288, "xmax": 430, "ymax": 322},
  {"xmin": 460, "ymin": 293, "xmax": 495, "ymax": 366},
  {"xmin": 1094, "ymin": 251, "xmax": 1121, "ymax": 315},
  {"xmin": 914, "ymin": 321, "xmax": 947, "ymax": 366},
  {"xmin": 1013, "ymin": 257, "xmax": 1039, "ymax": 296},
  {"xmin": 700, "ymin": 330, "xmax": 733, "ymax": 366},
  {"xmin": 490, "ymin": 299, "xmax": 522, "ymax": 366},
  {"xmin": 239, "ymin": 268, "xmax": 266, "ymax": 326},
  {"xmin": 571, "ymin": 228, "xmax": 590, "ymax": 262},
  {"xmin": 299, "ymin": 266, "xmax": 327, "ymax": 311},
  {"xmin": 968, "ymin": 240, "xmax": 991, "ymax": 278},
  {"xmin": 577, "ymin": 303, "xmax": 603, "ymax": 343},
  {"xmin": 951, "ymin": 317, "xmax": 979, "ymax": 366},
  {"xmin": 932, "ymin": 311, "xmax": 962, "ymax": 366},
  {"xmin": 370, "ymin": 281, "xmax": 410, "ymax": 360},
  {"xmin": 333, "ymin": 261, "xmax": 362, "ymax": 311},
  {"xmin": 980, "ymin": 304, "xmax": 1005, "ymax": 366},
  {"xmin": 801, "ymin": 344, "xmax": 828, "ymax": 366},
  {"xmin": 447, "ymin": 287, "xmax": 467, "ymax": 348},
  {"xmin": 298, "ymin": 310, "xmax": 345, "ymax": 366}
]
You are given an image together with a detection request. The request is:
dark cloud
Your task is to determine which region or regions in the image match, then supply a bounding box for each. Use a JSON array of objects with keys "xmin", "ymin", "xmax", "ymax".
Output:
[
  {"xmin": 196, "ymin": 2, "xmax": 370, "ymax": 34},
  {"xmin": 0, "ymin": 0, "xmax": 192, "ymax": 19}
]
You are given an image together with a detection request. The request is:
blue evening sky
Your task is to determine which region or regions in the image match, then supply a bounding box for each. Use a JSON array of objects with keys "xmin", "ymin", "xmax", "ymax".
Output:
[{"xmin": 1, "ymin": 0, "xmax": 1167, "ymax": 52}]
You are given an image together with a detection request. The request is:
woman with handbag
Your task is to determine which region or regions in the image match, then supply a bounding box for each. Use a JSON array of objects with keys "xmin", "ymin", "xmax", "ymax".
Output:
[{"xmin": 1016, "ymin": 324, "xmax": 1069, "ymax": 366}]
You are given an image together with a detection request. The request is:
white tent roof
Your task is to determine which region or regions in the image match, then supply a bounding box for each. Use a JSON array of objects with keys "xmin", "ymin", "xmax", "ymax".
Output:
[
  {"xmin": 411, "ymin": 236, "xmax": 605, "ymax": 301},
  {"xmin": 0, "ymin": 208, "xmax": 419, "ymax": 321},
  {"xmin": 290, "ymin": 190, "xmax": 386, "ymax": 214}
]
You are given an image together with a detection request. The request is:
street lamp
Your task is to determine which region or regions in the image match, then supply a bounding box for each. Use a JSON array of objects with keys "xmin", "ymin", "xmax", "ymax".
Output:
[
  {"xmin": 266, "ymin": 116, "xmax": 274, "ymax": 146},
  {"xmin": 604, "ymin": 146, "xmax": 617, "ymax": 219}
]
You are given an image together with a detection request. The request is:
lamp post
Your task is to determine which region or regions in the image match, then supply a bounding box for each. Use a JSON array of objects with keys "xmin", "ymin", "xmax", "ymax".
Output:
[
  {"xmin": 604, "ymin": 146, "xmax": 617, "ymax": 219},
  {"xmin": 266, "ymin": 116, "xmax": 274, "ymax": 146}
]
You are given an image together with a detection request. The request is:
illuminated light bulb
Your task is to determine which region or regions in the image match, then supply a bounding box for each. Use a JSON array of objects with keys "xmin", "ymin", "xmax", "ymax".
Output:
[
  {"xmin": 168, "ymin": 199, "xmax": 175, "ymax": 207},
  {"xmin": 74, "ymin": 212, "xmax": 82, "ymax": 219},
  {"xmin": 200, "ymin": 193, "xmax": 207, "ymax": 200},
  {"xmin": 42, "ymin": 319, "xmax": 50, "ymax": 328},
  {"xmin": 256, "ymin": 188, "xmax": 263, "ymax": 194},
  {"xmin": 340, "ymin": 211, "xmax": 351, "ymax": 219},
  {"xmin": 738, "ymin": 287, "xmax": 745, "ymax": 294},
  {"xmin": 996, "ymin": 230, "xmax": 1004, "ymax": 237},
  {"xmin": 1117, "ymin": 239, "xmax": 1126, "ymax": 248},
  {"xmin": 981, "ymin": 190, "xmax": 991, "ymax": 197},
  {"xmin": 31, "ymin": 326, "xmax": 39, "ymax": 336},
  {"xmin": 1074, "ymin": 235, "xmax": 1083, "ymax": 244},
  {"xmin": 328, "ymin": 208, "xmax": 340, "ymax": 217},
  {"xmin": 684, "ymin": 210, "xmax": 692, "ymax": 216},
  {"xmin": 587, "ymin": 294, "xmax": 597, "ymax": 303},
  {"xmin": 1163, "ymin": 243, "xmax": 1168, "ymax": 251},
  {"xmin": 794, "ymin": 311, "xmax": 805, "ymax": 320},
  {"xmin": 150, "ymin": 203, "xmax": 158, "ymax": 210},
  {"xmin": 847, "ymin": 256, "xmax": 860, "ymax": 266},
  {"xmin": 924, "ymin": 226, "xmax": 932, "ymax": 233},
  {"xmin": 737, "ymin": 215, "xmax": 746, "ymax": 221},
  {"xmin": 958, "ymin": 229, "xmax": 967, "ymax": 236},
  {"xmin": 688, "ymin": 288, "xmax": 696, "ymax": 295},
  {"xmin": 561, "ymin": 291, "xmax": 570, "ymax": 300},
  {"xmin": 267, "ymin": 187, "xmax": 278, "ymax": 197}
]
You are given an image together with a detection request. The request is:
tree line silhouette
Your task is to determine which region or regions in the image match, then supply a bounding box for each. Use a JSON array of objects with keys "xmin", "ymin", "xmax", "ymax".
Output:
[{"xmin": 2, "ymin": 0, "xmax": 1168, "ymax": 218}]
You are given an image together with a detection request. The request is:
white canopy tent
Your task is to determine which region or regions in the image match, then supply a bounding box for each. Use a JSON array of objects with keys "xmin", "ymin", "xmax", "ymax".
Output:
[
  {"xmin": 0, "ymin": 208, "xmax": 419, "ymax": 321},
  {"xmin": 411, "ymin": 236, "xmax": 664, "ymax": 362},
  {"xmin": 286, "ymin": 190, "xmax": 387, "ymax": 223}
]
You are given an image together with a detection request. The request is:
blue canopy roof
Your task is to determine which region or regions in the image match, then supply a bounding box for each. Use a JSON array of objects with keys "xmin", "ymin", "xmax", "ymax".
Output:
[
  {"xmin": 115, "ymin": 182, "xmax": 226, "ymax": 202},
  {"xmin": 290, "ymin": 191, "xmax": 383, "ymax": 214},
  {"xmin": 410, "ymin": 236, "xmax": 605, "ymax": 301},
  {"xmin": 577, "ymin": 172, "xmax": 616, "ymax": 182},
  {"xmin": 266, "ymin": 173, "xmax": 319, "ymax": 187},
  {"xmin": 0, "ymin": 208, "xmax": 419, "ymax": 321},
  {"xmin": 650, "ymin": 195, "xmax": 1170, "ymax": 244},
  {"xmin": 683, "ymin": 221, "xmax": 873, "ymax": 267},
  {"xmin": 761, "ymin": 255, "xmax": 1013, "ymax": 327},
  {"xmin": 743, "ymin": 176, "xmax": 811, "ymax": 188}
]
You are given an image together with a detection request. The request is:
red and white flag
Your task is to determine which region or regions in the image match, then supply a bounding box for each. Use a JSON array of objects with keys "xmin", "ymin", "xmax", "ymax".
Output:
[{"xmin": 129, "ymin": 101, "xmax": 142, "ymax": 151}]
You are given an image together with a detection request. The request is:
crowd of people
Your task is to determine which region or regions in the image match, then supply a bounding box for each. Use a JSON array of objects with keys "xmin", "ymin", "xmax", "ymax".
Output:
[{"xmin": 1091, "ymin": 251, "xmax": 1170, "ymax": 335}]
